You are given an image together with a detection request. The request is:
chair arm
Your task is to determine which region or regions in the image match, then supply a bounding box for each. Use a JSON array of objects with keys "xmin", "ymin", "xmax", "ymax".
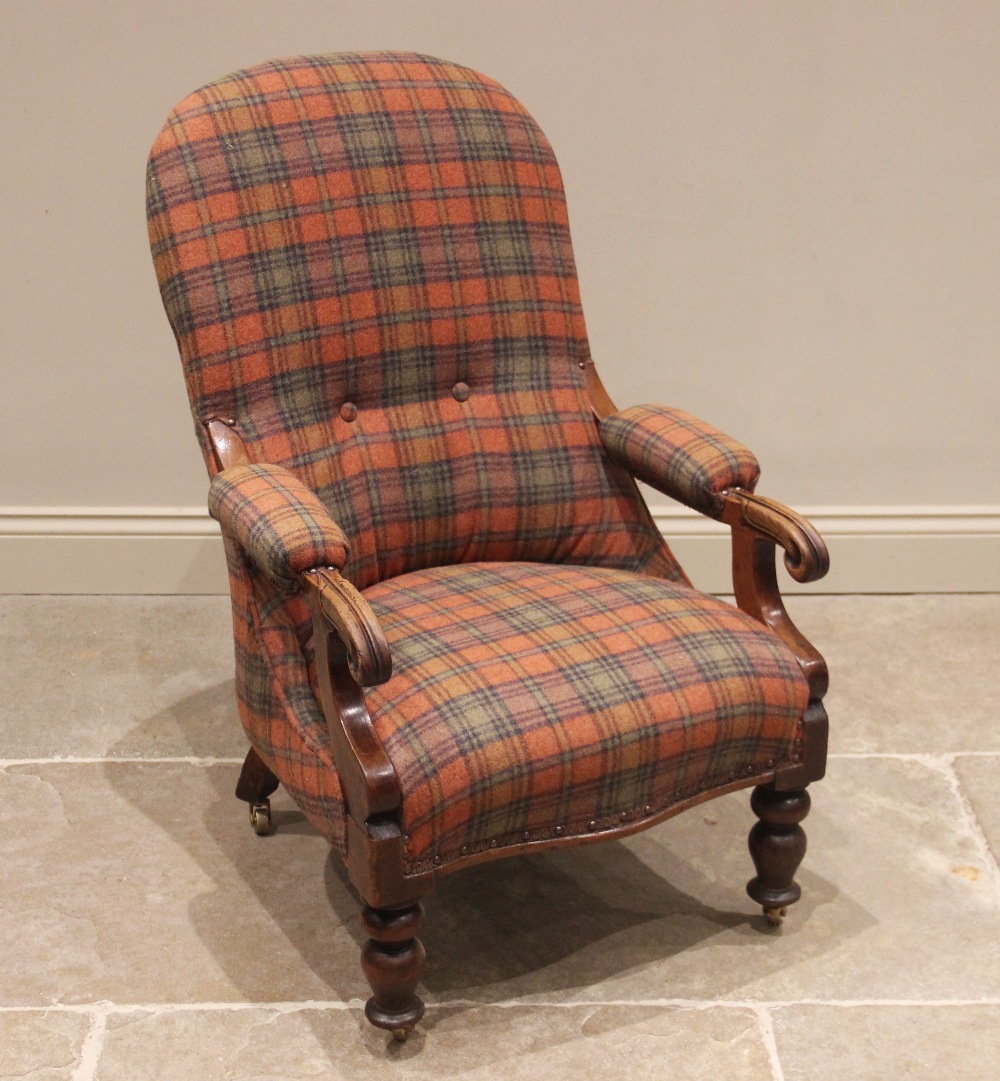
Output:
[
  {"xmin": 720, "ymin": 490, "xmax": 830, "ymax": 702},
  {"xmin": 208, "ymin": 463, "xmax": 349, "ymax": 592},
  {"xmin": 598, "ymin": 405, "xmax": 761, "ymax": 518},
  {"xmin": 203, "ymin": 421, "xmax": 399, "ymax": 822},
  {"xmin": 719, "ymin": 491, "xmax": 829, "ymax": 584},
  {"xmin": 302, "ymin": 568, "xmax": 393, "ymax": 687},
  {"xmin": 303, "ymin": 569, "xmax": 399, "ymax": 824}
]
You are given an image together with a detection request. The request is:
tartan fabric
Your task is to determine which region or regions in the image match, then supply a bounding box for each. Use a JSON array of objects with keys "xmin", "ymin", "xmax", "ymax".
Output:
[
  {"xmin": 362, "ymin": 562, "xmax": 809, "ymax": 868},
  {"xmin": 146, "ymin": 55, "xmax": 805, "ymax": 868},
  {"xmin": 600, "ymin": 405, "xmax": 760, "ymax": 518},
  {"xmin": 147, "ymin": 52, "xmax": 681, "ymax": 590},
  {"xmin": 208, "ymin": 462, "xmax": 349, "ymax": 591},
  {"xmin": 220, "ymin": 532, "xmax": 347, "ymax": 853}
]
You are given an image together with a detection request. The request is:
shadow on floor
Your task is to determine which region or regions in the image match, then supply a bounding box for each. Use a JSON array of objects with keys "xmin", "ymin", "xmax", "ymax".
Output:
[{"xmin": 105, "ymin": 680, "xmax": 852, "ymax": 1048}]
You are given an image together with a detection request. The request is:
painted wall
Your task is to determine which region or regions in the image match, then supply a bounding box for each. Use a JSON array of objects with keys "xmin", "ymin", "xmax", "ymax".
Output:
[{"xmin": 2, "ymin": 1, "xmax": 998, "ymax": 590}]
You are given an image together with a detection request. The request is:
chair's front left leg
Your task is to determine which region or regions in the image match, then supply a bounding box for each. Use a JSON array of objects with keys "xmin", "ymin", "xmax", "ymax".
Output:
[
  {"xmin": 360, "ymin": 899, "xmax": 426, "ymax": 1040},
  {"xmin": 746, "ymin": 784, "xmax": 811, "ymax": 925}
]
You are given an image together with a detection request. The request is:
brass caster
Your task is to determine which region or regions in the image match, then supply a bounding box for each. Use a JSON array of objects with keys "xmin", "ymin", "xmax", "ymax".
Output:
[
  {"xmin": 249, "ymin": 800, "xmax": 272, "ymax": 836},
  {"xmin": 391, "ymin": 1026, "xmax": 413, "ymax": 1043},
  {"xmin": 764, "ymin": 905, "xmax": 787, "ymax": 926}
]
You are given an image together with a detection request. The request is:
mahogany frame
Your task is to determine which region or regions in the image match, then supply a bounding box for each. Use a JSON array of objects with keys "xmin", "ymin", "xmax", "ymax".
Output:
[{"xmin": 205, "ymin": 371, "xmax": 830, "ymax": 1037}]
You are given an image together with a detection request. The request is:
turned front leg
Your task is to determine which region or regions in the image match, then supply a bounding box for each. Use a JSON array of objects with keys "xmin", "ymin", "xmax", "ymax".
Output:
[
  {"xmin": 746, "ymin": 785, "xmax": 810, "ymax": 925},
  {"xmin": 360, "ymin": 901, "xmax": 426, "ymax": 1040}
]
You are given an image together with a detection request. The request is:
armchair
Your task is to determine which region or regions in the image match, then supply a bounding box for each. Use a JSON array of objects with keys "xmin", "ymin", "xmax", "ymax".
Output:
[{"xmin": 147, "ymin": 52, "xmax": 829, "ymax": 1040}]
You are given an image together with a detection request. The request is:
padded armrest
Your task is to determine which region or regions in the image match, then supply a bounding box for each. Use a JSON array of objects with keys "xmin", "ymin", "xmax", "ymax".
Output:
[
  {"xmin": 208, "ymin": 463, "xmax": 349, "ymax": 591},
  {"xmin": 599, "ymin": 405, "xmax": 760, "ymax": 518}
]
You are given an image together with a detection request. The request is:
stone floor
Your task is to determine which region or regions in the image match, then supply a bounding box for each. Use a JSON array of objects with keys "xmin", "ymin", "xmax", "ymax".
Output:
[{"xmin": 1, "ymin": 594, "xmax": 998, "ymax": 1080}]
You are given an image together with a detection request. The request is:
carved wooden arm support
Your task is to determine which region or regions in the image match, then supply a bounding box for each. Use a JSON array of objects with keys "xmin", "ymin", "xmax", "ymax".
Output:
[
  {"xmin": 720, "ymin": 490, "xmax": 829, "ymax": 699},
  {"xmin": 720, "ymin": 491, "xmax": 829, "ymax": 585},
  {"xmin": 303, "ymin": 572, "xmax": 401, "ymax": 823},
  {"xmin": 303, "ymin": 568, "xmax": 392, "ymax": 688}
]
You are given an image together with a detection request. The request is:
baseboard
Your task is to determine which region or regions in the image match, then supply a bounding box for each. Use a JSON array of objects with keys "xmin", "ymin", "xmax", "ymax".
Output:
[
  {"xmin": 1, "ymin": 505, "xmax": 997, "ymax": 595},
  {"xmin": 0, "ymin": 509, "xmax": 225, "ymax": 595}
]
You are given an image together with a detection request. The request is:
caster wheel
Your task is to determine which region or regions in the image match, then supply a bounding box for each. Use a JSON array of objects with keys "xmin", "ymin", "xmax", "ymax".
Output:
[
  {"xmin": 249, "ymin": 800, "xmax": 272, "ymax": 835},
  {"xmin": 764, "ymin": 905, "xmax": 787, "ymax": 926},
  {"xmin": 391, "ymin": 1026, "xmax": 414, "ymax": 1043}
]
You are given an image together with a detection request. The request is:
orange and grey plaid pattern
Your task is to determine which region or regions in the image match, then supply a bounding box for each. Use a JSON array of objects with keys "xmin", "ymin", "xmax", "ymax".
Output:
[
  {"xmin": 600, "ymin": 405, "xmax": 760, "ymax": 517},
  {"xmin": 209, "ymin": 463, "xmax": 349, "ymax": 590},
  {"xmin": 147, "ymin": 52, "xmax": 680, "ymax": 590},
  {"xmin": 147, "ymin": 55, "xmax": 809, "ymax": 866},
  {"xmin": 218, "ymin": 531, "xmax": 347, "ymax": 852},
  {"xmin": 362, "ymin": 562, "xmax": 808, "ymax": 868}
]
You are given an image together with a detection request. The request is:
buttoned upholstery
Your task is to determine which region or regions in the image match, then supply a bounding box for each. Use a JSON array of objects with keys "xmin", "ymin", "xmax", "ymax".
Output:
[{"xmin": 147, "ymin": 52, "xmax": 680, "ymax": 592}]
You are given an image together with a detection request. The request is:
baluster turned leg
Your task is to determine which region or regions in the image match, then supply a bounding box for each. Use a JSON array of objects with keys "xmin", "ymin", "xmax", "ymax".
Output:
[
  {"xmin": 360, "ymin": 901, "xmax": 426, "ymax": 1041},
  {"xmin": 746, "ymin": 785, "xmax": 810, "ymax": 925}
]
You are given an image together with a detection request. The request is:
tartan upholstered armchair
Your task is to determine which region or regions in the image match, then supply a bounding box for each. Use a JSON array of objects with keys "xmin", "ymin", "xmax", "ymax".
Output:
[{"xmin": 147, "ymin": 53, "xmax": 829, "ymax": 1039}]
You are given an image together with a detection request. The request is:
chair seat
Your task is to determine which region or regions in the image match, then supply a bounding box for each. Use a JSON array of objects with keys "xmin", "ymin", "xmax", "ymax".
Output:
[{"xmin": 363, "ymin": 562, "xmax": 809, "ymax": 870}]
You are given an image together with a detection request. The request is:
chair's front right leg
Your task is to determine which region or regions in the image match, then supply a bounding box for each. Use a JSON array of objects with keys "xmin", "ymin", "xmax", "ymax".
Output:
[{"xmin": 746, "ymin": 784, "xmax": 811, "ymax": 925}]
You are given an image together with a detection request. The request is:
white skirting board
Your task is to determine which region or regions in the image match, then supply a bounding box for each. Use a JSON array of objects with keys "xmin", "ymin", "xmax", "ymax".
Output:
[{"xmin": 0, "ymin": 505, "xmax": 997, "ymax": 595}]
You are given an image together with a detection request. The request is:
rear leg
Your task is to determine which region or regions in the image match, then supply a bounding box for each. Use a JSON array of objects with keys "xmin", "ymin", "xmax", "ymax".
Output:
[{"xmin": 235, "ymin": 747, "xmax": 280, "ymax": 835}]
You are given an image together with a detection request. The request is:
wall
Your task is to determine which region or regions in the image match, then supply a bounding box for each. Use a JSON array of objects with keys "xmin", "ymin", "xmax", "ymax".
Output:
[{"xmin": 2, "ymin": 0, "xmax": 997, "ymax": 592}]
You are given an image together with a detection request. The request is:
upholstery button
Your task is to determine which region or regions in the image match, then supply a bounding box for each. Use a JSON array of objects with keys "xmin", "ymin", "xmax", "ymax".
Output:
[
  {"xmin": 451, "ymin": 381, "xmax": 470, "ymax": 402},
  {"xmin": 339, "ymin": 402, "xmax": 358, "ymax": 422}
]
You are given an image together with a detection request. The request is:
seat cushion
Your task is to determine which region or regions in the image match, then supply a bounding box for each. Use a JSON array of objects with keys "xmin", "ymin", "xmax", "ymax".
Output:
[{"xmin": 363, "ymin": 562, "xmax": 809, "ymax": 871}]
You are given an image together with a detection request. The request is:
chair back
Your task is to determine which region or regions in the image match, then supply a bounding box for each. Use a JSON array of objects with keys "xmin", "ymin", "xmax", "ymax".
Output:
[{"xmin": 147, "ymin": 52, "xmax": 675, "ymax": 588}]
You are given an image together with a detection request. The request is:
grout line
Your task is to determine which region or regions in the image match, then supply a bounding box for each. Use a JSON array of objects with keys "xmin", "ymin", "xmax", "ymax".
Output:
[
  {"xmin": 71, "ymin": 1006, "xmax": 109, "ymax": 1081},
  {"xmin": 750, "ymin": 1005, "xmax": 786, "ymax": 1081},
  {"xmin": 935, "ymin": 756, "xmax": 1000, "ymax": 898},
  {"xmin": 5, "ymin": 998, "xmax": 1000, "ymax": 1016},
  {"xmin": 835, "ymin": 751, "xmax": 1000, "ymax": 901}
]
